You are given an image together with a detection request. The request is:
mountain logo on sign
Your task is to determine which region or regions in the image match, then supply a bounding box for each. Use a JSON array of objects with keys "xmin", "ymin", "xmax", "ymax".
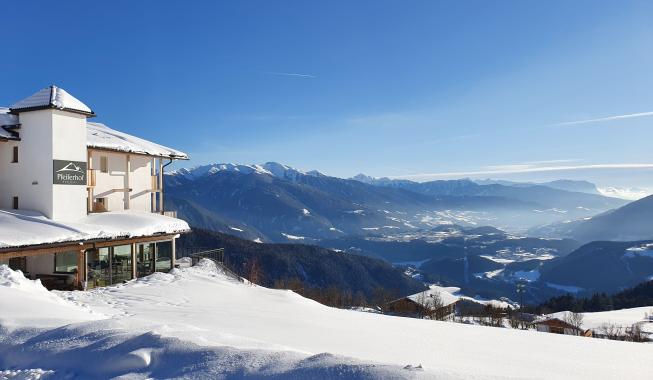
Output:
[{"xmin": 57, "ymin": 162, "xmax": 84, "ymax": 173}]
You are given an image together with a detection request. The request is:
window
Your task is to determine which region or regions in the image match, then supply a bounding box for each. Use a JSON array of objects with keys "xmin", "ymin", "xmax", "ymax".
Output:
[
  {"xmin": 155, "ymin": 241, "xmax": 173, "ymax": 272},
  {"xmin": 136, "ymin": 243, "xmax": 156, "ymax": 277},
  {"xmin": 85, "ymin": 246, "xmax": 133, "ymax": 288},
  {"xmin": 55, "ymin": 251, "xmax": 78, "ymax": 273},
  {"xmin": 100, "ymin": 156, "xmax": 108, "ymax": 173},
  {"xmin": 12, "ymin": 196, "xmax": 18, "ymax": 210},
  {"xmin": 93, "ymin": 197, "xmax": 108, "ymax": 212},
  {"xmin": 86, "ymin": 248, "xmax": 110, "ymax": 289},
  {"xmin": 112, "ymin": 245, "xmax": 133, "ymax": 283},
  {"xmin": 11, "ymin": 146, "xmax": 18, "ymax": 163}
]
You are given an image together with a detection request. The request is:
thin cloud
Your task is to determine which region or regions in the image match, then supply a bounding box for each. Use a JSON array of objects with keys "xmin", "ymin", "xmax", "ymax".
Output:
[
  {"xmin": 552, "ymin": 111, "xmax": 653, "ymax": 127},
  {"xmin": 265, "ymin": 71, "xmax": 316, "ymax": 78},
  {"xmin": 393, "ymin": 163, "xmax": 653, "ymax": 181},
  {"xmin": 484, "ymin": 159, "xmax": 580, "ymax": 171}
]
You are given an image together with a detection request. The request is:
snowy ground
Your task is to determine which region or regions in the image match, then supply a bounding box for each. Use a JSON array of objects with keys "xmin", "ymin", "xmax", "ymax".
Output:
[
  {"xmin": 1, "ymin": 261, "xmax": 652, "ymax": 379},
  {"xmin": 552, "ymin": 307, "xmax": 653, "ymax": 334}
]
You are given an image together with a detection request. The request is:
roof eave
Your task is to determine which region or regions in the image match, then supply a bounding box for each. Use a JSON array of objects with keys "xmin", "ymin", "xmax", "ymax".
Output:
[
  {"xmin": 9, "ymin": 105, "xmax": 96, "ymax": 118},
  {"xmin": 86, "ymin": 145, "xmax": 189, "ymax": 160},
  {"xmin": 0, "ymin": 229, "xmax": 191, "ymax": 254}
]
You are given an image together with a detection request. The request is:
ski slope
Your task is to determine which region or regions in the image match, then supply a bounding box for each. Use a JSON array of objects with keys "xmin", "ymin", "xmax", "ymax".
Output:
[{"xmin": 1, "ymin": 260, "xmax": 652, "ymax": 379}]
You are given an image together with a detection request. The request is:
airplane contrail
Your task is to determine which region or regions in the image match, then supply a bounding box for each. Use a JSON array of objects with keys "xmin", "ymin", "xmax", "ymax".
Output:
[{"xmin": 553, "ymin": 111, "xmax": 653, "ymax": 126}]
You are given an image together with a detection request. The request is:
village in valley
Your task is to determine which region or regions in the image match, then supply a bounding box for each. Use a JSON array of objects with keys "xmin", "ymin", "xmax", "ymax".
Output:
[{"xmin": 381, "ymin": 283, "xmax": 653, "ymax": 342}]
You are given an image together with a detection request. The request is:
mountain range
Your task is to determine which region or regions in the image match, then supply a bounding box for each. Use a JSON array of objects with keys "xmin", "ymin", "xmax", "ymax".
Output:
[
  {"xmin": 531, "ymin": 193, "xmax": 653, "ymax": 242},
  {"xmin": 164, "ymin": 162, "xmax": 653, "ymax": 303},
  {"xmin": 166, "ymin": 162, "xmax": 626, "ymax": 243}
]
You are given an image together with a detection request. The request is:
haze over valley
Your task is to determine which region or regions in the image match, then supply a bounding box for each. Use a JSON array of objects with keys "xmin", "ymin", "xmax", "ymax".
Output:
[{"xmin": 166, "ymin": 161, "xmax": 653, "ymax": 304}]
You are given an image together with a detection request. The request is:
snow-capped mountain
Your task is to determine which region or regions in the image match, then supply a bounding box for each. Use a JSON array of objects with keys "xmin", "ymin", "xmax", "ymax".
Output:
[
  {"xmin": 172, "ymin": 162, "xmax": 323, "ymax": 182},
  {"xmin": 598, "ymin": 186, "xmax": 652, "ymax": 201},
  {"xmin": 351, "ymin": 174, "xmax": 624, "ymax": 211},
  {"xmin": 165, "ymin": 162, "xmax": 626, "ymax": 243}
]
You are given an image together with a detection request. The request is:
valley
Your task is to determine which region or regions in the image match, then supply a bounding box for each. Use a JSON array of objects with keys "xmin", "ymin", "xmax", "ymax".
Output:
[{"xmin": 166, "ymin": 162, "xmax": 653, "ymax": 305}]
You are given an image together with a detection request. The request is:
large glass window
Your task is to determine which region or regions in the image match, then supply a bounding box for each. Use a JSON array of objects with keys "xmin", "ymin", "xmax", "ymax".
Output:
[
  {"xmin": 86, "ymin": 248, "xmax": 110, "ymax": 289},
  {"xmin": 136, "ymin": 243, "xmax": 156, "ymax": 277},
  {"xmin": 155, "ymin": 241, "xmax": 173, "ymax": 272},
  {"xmin": 112, "ymin": 245, "xmax": 133, "ymax": 283},
  {"xmin": 85, "ymin": 241, "xmax": 173, "ymax": 287},
  {"xmin": 55, "ymin": 251, "xmax": 78, "ymax": 273}
]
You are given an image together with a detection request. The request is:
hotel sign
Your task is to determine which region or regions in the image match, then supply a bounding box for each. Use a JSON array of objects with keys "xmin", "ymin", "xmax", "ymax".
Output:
[{"xmin": 53, "ymin": 160, "xmax": 87, "ymax": 185}]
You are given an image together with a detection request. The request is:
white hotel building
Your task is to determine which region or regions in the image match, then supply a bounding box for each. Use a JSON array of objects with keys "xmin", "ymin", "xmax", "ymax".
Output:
[{"xmin": 0, "ymin": 86, "xmax": 191, "ymax": 290}]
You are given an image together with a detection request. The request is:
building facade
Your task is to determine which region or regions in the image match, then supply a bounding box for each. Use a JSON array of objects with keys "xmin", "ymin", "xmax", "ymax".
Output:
[{"xmin": 0, "ymin": 86, "xmax": 190, "ymax": 290}]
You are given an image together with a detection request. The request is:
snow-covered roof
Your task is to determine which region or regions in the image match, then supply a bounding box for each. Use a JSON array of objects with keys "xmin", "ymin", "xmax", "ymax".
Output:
[
  {"xmin": 0, "ymin": 209, "xmax": 190, "ymax": 249},
  {"xmin": 10, "ymin": 85, "xmax": 95, "ymax": 117},
  {"xmin": 87, "ymin": 122, "xmax": 189, "ymax": 160},
  {"xmin": 407, "ymin": 285, "xmax": 461, "ymax": 309},
  {"xmin": 0, "ymin": 107, "xmax": 187, "ymax": 157},
  {"xmin": 0, "ymin": 108, "xmax": 19, "ymax": 140},
  {"xmin": 406, "ymin": 284, "xmax": 516, "ymax": 310},
  {"xmin": 0, "ymin": 107, "xmax": 18, "ymax": 127},
  {"xmin": 0, "ymin": 128, "xmax": 13, "ymax": 140}
]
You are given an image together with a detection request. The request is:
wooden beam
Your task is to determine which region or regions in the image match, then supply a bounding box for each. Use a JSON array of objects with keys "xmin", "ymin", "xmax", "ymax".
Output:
[
  {"xmin": 151, "ymin": 157, "xmax": 156, "ymax": 212},
  {"xmin": 91, "ymin": 234, "xmax": 178, "ymax": 249},
  {"xmin": 87, "ymin": 151, "xmax": 93, "ymax": 213},
  {"xmin": 0, "ymin": 243, "xmax": 88, "ymax": 259},
  {"xmin": 171, "ymin": 237, "xmax": 176, "ymax": 268},
  {"xmin": 158, "ymin": 159, "xmax": 164, "ymax": 214},
  {"xmin": 0, "ymin": 234, "xmax": 181, "ymax": 259},
  {"xmin": 131, "ymin": 242, "xmax": 137, "ymax": 279},
  {"xmin": 125, "ymin": 154, "xmax": 131, "ymax": 210},
  {"xmin": 76, "ymin": 249, "xmax": 86, "ymax": 290}
]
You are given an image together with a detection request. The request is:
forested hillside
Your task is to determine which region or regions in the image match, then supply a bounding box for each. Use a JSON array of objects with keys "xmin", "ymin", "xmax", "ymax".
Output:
[{"xmin": 177, "ymin": 229, "xmax": 426, "ymax": 301}]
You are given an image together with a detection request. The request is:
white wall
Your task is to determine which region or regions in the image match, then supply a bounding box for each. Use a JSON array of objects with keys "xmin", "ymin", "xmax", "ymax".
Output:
[
  {"xmin": 0, "ymin": 140, "xmax": 19, "ymax": 209},
  {"xmin": 0, "ymin": 110, "xmax": 54, "ymax": 216},
  {"xmin": 51, "ymin": 110, "xmax": 88, "ymax": 221},
  {"xmin": 0, "ymin": 108, "xmax": 159, "ymax": 218},
  {"xmin": 91, "ymin": 150, "xmax": 154, "ymax": 213},
  {"xmin": 130, "ymin": 155, "xmax": 154, "ymax": 212}
]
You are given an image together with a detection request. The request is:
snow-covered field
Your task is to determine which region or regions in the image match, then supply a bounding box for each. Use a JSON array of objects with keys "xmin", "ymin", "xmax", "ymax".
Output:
[
  {"xmin": 1, "ymin": 261, "xmax": 652, "ymax": 379},
  {"xmin": 552, "ymin": 307, "xmax": 653, "ymax": 334}
]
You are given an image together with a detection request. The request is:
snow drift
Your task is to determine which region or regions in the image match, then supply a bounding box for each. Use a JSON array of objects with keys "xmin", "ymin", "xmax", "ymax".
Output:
[{"xmin": 0, "ymin": 261, "xmax": 652, "ymax": 379}]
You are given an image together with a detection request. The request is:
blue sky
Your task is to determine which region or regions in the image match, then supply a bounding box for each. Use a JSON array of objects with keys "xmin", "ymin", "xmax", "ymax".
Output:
[{"xmin": 2, "ymin": 1, "xmax": 652, "ymax": 190}]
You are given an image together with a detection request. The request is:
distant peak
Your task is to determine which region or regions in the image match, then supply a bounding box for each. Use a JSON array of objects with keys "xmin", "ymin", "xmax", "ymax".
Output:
[
  {"xmin": 171, "ymin": 162, "xmax": 323, "ymax": 180},
  {"xmin": 350, "ymin": 173, "xmax": 398, "ymax": 185},
  {"xmin": 351, "ymin": 173, "xmax": 376, "ymax": 183}
]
